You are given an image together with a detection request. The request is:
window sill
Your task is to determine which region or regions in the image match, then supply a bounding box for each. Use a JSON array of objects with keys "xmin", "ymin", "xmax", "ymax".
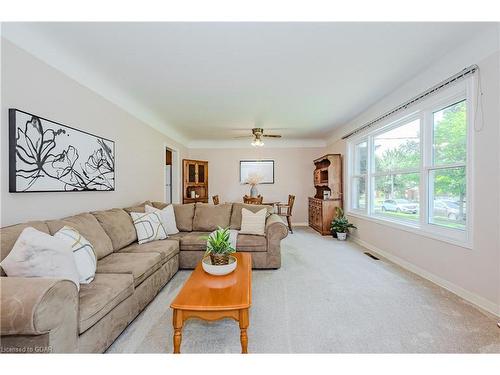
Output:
[{"xmin": 346, "ymin": 211, "xmax": 472, "ymax": 249}]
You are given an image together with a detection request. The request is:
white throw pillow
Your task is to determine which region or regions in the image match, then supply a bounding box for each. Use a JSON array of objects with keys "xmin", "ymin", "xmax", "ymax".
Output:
[
  {"xmin": 0, "ymin": 227, "xmax": 80, "ymax": 290},
  {"xmin": 54, "ymin": 226, "xmax": 97, "ymax": 284},
  {"xmin": 130, "ymin": 211, "xmax": 168, "ymax": 244},
  {"xmin": 239, "ymin": 208, "xmax": 267, "ymax": 236},
  {"xmin": 145, "ymin": 204, "xmax": 179, "ymax": 235}
]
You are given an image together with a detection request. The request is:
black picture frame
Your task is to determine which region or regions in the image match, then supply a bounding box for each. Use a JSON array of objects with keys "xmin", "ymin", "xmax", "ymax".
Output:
[
  {"xmin": 239, "ymin": 160, "xmax": 275, "ymax": 184},
  {"xmin": 9, "ymin": 108, "xmax": 115, "ymax": 193}
]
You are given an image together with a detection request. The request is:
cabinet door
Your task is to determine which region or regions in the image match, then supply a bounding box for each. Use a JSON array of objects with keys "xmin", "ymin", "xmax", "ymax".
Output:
[
  {"xmin": 315, "ymin": 206, "xmax": 322, "ymax": 228},
  {"xmin": 187, "ymin": 162, "xmax": 197, "ymax": 184},
  {"xmin": 196, "ymin": 163, "xmax": 206, "ymax": 185}
]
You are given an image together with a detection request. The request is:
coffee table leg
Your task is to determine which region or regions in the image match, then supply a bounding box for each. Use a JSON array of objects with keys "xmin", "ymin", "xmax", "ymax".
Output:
[
  {"xmin": 173, "ymin": 309, "xmax": 183, "ymax": 354},
  {"xmin": 239, "ymin": 308, "xmax": 249, "ymax": 354}
]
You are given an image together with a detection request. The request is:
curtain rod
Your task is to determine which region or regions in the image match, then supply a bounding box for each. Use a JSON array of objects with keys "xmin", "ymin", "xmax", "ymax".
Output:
[{"xmin": 341, "ymin": 64, "xmax": 479, "ymax": 140}]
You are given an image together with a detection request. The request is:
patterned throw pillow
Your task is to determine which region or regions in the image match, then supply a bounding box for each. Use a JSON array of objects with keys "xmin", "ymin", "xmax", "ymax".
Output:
[
  {"xmin": 145, "ymin": 204, "xmax": 179, "ymax": 235},
  {"xmin": 54, "ymin": 226, "xmax": 97, "ymax": 284},
  {"xmin": 130, "ymin": 212, "xmax": 168, "ymax": 244}
]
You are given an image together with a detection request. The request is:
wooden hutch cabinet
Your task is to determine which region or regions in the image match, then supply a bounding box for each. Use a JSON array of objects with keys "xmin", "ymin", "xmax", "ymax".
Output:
[
  {"xmin": 183, "ymin": 159, "xmax": 209, "ymax": 203},
  {"xmin": 308, "ymin": 154, "xmax": 343, "ymax": 235}
]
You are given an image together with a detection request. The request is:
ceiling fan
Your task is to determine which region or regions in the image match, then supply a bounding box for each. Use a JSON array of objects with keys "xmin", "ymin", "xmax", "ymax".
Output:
[{"xmin": 234, "ymin": 128, "xmax": 282, "ymax": 147}]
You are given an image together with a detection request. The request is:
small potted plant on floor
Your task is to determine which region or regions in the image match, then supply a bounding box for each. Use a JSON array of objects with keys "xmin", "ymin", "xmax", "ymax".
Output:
[
  {"xmin": 201, "ymin": 227, "xmax": 237, "ymax": 275},
  {"xmin": 330, "ymin": 207, "xmax": 357, "ymax": 241}
]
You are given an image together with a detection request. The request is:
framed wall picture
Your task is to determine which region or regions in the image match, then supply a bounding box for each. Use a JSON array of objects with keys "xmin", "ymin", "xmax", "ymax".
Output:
[
  {"xmin": 239, "ymin": 160, "xmax": 274, "ymax": 184},
  {"xmin": 9, "ymin": 109, "xmax": 115, "ymax": 193}
]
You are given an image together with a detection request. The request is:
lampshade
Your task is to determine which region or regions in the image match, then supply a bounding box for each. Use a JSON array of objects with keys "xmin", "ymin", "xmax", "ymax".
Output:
[{"xmin": 251, "ymin": 138, "xmax": 264, "ymax": 147}]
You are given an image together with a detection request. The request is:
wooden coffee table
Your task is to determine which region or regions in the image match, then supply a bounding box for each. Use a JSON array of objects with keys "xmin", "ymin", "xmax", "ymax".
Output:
[{"xmin": 170, "ymin": 253, "xmax": 252, "ymax": 353}]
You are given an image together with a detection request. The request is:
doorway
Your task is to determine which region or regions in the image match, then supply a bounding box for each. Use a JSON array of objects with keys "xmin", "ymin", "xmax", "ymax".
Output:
[
  {"xmin": 165, "ymin": 148, "xmax": 173, "ymax": 204},
  {"xmin": 165, "ymin": 146, "xmax": 180, "ymax": 204}
]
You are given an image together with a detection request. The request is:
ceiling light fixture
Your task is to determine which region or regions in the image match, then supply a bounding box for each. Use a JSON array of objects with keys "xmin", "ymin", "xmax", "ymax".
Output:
[{"xmin": 251, "ymin": 138, "xmax": 264, "ymax": 147}]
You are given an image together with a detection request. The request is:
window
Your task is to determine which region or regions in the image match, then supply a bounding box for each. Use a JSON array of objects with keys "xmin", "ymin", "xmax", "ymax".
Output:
[
  {"xmin": 372, "ymin": 119, "xmax": 420, "ymax": 223},
  {"xmin": 347, "ymin": 81, "xmax": 472, "ymax": 246},
  {"xmin": 429, "ymin": 101, "xmax": 467, "ymax": 231},
  {"xmin": 351, "ymin": 141, "xmax": 367, "ymax": 210}
]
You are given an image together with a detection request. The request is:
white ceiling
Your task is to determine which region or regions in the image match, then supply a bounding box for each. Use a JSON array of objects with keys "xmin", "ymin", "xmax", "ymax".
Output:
[{"xmin": 2, "ymin": 22, "xmax": 493, "ymax": 146}]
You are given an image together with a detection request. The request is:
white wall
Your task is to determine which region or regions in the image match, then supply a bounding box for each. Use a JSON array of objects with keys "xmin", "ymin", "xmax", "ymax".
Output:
[
  {"xmin": 326, "ymin": 25, "xmax": 500, "ymax": 316},
  {"xmin": 0, "ymin": 39, "xmax": 187, "ymax": 226},
  {"xmin": 188, "ymin": 147, "xmax": 325, "ymax": 223}
]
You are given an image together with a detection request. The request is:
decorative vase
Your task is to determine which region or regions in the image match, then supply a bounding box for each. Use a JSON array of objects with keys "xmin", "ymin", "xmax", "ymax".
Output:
[
  {"xmin": 337, "ymin": 232, "xmax": 347, "ymax": 241},
  {"xmin": 250, "ymin": 185, "xmax": 258, "ymax": 197},
  {"xmin": 209, "ymin": 253, "xmax": 230, "ymax": 265}
]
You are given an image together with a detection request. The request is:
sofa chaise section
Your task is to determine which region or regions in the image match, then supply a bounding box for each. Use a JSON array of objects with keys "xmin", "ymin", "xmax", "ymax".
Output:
[{"xmin": 0, "ymin": 208, "xmax": 179, "ymax": 353}]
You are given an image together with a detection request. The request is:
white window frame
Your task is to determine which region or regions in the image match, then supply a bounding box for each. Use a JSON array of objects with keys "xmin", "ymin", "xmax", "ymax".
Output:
[
  {"xmin": 350, "ymin": 140, "xmax": 368, "ymax": 212},
  {"xmin": 346, "ymin": 77, "xmax": 475, "ymax": 249}
]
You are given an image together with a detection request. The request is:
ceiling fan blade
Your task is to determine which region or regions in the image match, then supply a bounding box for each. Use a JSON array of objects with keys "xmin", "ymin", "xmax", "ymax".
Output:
[
  {"xmin": 263, "ymin": 134, "xmax": 282, "ymax": 138},
  {"xmin": 233, "ymin": 135, "xmax": 253, "ymax": 139}
]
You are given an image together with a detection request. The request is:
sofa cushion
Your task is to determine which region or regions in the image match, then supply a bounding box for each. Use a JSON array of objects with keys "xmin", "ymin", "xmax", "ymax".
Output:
[
  {"xmin": 230, "ymin": 203, "xmax": 273, "ymax": 230},
  {"xmin": 152, "ymin": 201, "xmax": 168, "ymax": 210},
  {"xmin": 236, "ymin": 234, "xmax": 267, "ymax": 252},
  {"xmin": 173, "ymin": 203, "xmax": 195, "ymax": 232},
  {"xmin": 47, "ymin": 213, "xmax": 114, "ymax": 260},
  {"xmin": 0, "ymin": 221, "xmax": 49, "ymax": 264},
  {"xmin": 169, "ymin": 231, "xmax": 210, "ymax": 251},
  {"xmin": 120, "ymin": 239, "xmax": 179, "ymax": 262},
  {"xmin": 123, "ymin": 200, "xmax": 153, "ymax": 213},
  {"xmin": 92, "ymin": 209, "xmax": 137, "ymax": 251},
  {"xmin": 79, "ymin": 273, "xmax": 134, "ymax": 334},
  {"xmin": 96, "ymin": 252, "xmax": 162, "ymax": 286},
  {"xmin": 193, "ymin": 203, "xmax": 232, "ymax": 231}
]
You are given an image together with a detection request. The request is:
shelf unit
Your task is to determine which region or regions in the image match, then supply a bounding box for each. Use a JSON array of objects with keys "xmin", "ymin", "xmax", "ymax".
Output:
[
  {"xmin": 308, "ymin": 154, "xmax": 343, "ymax": 235},
  {"xmin": 182, "ymin": 159, "xmax": 209, "ymax": 204}
]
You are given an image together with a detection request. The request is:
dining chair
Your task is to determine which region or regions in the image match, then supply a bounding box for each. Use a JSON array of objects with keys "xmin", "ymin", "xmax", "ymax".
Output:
[
  {"xmin": 243, "ymin": 195, "xmax": 263, "ymax": 204},
  {"xmin": 212, "ymin": 195, "xmax": 220, "ymax": 205},
  {"xmin": 277, "ymin": 194, "xmax": 295, "ymax": 233}
]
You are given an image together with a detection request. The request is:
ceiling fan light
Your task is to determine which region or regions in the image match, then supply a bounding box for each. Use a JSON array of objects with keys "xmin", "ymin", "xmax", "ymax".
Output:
[{"xmin": 251, "ymin": 138, "xmax": 264, "ymax": 147}]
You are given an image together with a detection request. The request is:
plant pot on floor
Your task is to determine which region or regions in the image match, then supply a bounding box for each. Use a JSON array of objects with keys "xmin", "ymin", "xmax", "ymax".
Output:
[{"xmin": 336, "ymin": 232, "xmax": 347, "ymax": 241}]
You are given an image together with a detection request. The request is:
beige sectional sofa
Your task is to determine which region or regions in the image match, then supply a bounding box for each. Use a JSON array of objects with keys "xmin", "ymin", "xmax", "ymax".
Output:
[{"xmin": 0, "ymin": 201, "xmax": 288, "ymax": 353}]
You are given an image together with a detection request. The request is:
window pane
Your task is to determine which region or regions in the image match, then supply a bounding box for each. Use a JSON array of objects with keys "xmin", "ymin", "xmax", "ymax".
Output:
[
  {"xmin": 351, "ymin": 176, "xmax": 366, "ymax": 210},
  {"xmin": 429, "ymin": 167, "xmax": 466, "ymax": 230},
  {"xmin": 433, "ymin": 101, "xmax": 466, "ymax": 165},
  {"xmin": 374, "ymin": 119, "xmax": 420, "ymax": 173},
  {"xmin": 354, "ymin": 141, "xmax": 367, "ymax": 175},
  {"xmin": 373, "ymin": 173, "xmax": 420, "ymax": 222}
]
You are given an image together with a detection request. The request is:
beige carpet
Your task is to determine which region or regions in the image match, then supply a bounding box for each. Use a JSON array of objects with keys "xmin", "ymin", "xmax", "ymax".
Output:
[{"xmin": 107, "ymin": 227, "xmax": 500, "ymax": 353}]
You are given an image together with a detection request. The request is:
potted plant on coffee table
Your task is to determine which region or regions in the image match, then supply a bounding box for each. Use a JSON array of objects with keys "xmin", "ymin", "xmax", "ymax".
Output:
[
  {"xmin": 201, "ymin": 227, "xmax": 237, "ymax": 275},
  {"xmin": 330, "ymin": 207, "xmax": 357, "ymax": 241}
]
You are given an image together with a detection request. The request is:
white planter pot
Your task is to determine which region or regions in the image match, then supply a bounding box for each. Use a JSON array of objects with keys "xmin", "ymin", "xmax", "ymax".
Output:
[{"xmin": 337, "ymin": 232, "xmax": 347, "ymax": 241}]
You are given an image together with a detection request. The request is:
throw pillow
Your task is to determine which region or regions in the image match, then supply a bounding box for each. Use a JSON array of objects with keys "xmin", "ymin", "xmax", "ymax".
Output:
[
  {"xmin": 54, "ymin": 226, "xmax": 97, "ymax": 284},
  {"xmin": 145, "ymin": 204, "xmax": 179, "ymax": 235},
  {"xmin": 239, "ymin": 208, "xmax": 267, "ymax": 236},
  {"xmin": 0, "ymin": 227, "xmax": 80, "ymax": 290},
  {"xmin": 130, "ymin": 212, "xmax": 168, "ymax": 244}
]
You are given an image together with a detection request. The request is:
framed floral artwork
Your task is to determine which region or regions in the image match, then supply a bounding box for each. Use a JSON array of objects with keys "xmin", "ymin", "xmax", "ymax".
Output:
[{"xmin": 9, "ymin": 109, "xmax": 115, "ymax": 192}]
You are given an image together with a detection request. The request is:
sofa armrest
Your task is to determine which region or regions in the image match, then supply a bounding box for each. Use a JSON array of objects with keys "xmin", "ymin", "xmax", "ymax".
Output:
[
  {"xmin": 264, "ymin": 214, "xmax": 288, "ymax": 268},
  {"xmin": 0, "ymin": 277, "xmax": 79, "ymax": 352}
]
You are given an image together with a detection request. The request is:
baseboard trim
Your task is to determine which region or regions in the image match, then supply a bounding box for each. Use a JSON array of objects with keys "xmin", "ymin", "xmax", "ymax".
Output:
[
  {"xmin": 351, "ymin": 236, "xmax": 500, "ymax": 318},
  {"xmin": 292, "ymin": 222, "xmax": 309, "ymax": 227}
]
